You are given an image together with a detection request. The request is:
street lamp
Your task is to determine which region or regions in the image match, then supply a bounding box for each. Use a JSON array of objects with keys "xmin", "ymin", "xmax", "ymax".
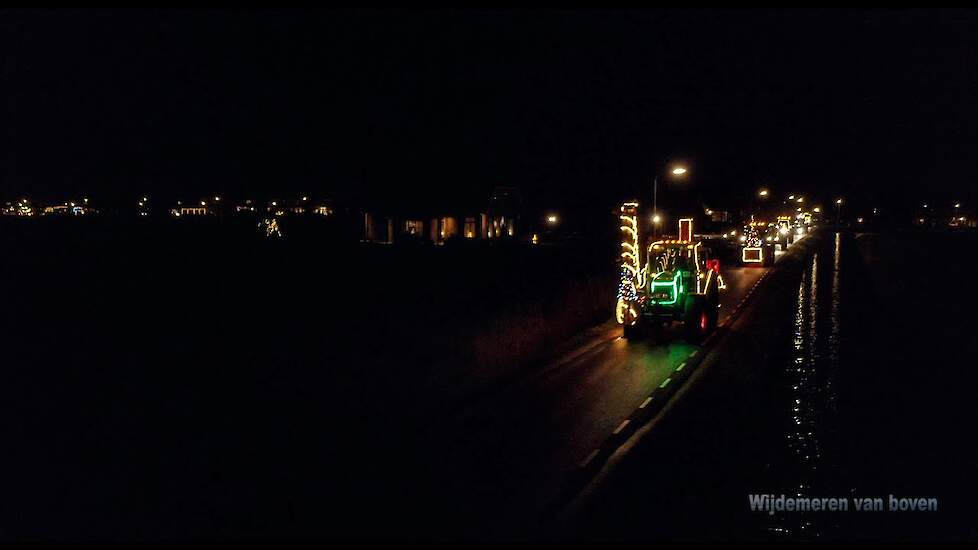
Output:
[
  {"xmin": 652, "ymin": 164, "xmax": 688, "ymax": 238},
  {"xmin": 836, "ymin": 198, "xmax": 843, "ymax": 225},
  {"xmin": 546, "ymin": 214, "xmax": 558, "ymax": 225},
  {"xmin": 753, "ymin": 188, "xmax": 770, "ymax": 220}
]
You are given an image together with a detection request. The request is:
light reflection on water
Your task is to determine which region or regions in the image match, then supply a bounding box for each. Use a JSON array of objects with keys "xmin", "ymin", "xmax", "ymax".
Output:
[{"xmin": 768, "ymin": 233, "xmax": 844, "ymax": 539}]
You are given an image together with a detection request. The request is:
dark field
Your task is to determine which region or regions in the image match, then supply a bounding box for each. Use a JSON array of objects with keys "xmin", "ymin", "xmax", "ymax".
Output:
[{"xmin": 0, "ymin": 217, "xmax": 618, "ymax": 540}]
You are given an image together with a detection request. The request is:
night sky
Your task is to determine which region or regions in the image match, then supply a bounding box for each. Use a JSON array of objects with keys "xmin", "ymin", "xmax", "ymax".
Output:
[{"xmin": 2, "ymin": 8, "xmax": 976, "ymax": 221}]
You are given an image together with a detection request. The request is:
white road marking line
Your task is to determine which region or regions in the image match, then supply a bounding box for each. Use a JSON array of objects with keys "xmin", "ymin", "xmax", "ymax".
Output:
[
  {"xmin": 579, "ymin": 448, "xmax": 601, "ymax": 469},
  {"xmin": 659, "ymin": 377, "xmax": 671, "ymax": 389},
  {"xmin": 689, "ymin": 350, "xmax": 698, "ymax": 358},
  {"xmin": 613, "ymin": 419, "xmax": 630, "ymax": 434},
  {"xmin": 639, "ymin": 396, "xmax": 653, "ymax": 409},
  {"xmin": 675, "ymin": 361, "xmax": 687, "ymax": 372}
]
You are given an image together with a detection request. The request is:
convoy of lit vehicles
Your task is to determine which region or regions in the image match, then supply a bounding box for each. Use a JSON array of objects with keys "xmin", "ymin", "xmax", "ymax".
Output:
[
  {"xmin": 733, "ymin": 212, "xmax": 814, "ymax": 267},
  {"xmin": 616, "ymin": 199, "xmax": 818, "ymax": 340}
]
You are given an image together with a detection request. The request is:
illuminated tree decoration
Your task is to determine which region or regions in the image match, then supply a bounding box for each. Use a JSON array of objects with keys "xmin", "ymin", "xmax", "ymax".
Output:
[
  {"xmin": 259, "ymin": 218, "xmax": 282, "ymax": 237},
  {"xmin": 617, "ymin": 202, "xmax": 642, "ymax": 325},
  {"xmin": 743, "ymin": 223, "xmax": 762, "ymax": 247}
]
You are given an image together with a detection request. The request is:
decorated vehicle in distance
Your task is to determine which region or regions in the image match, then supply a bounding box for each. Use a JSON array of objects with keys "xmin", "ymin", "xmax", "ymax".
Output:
[
  {"xmin": 616, "ymin": 202, "xmax": 725, "ymax": 342},
  {"xmin": 739, "ymin": 220, "xmax": 774, "ymax": 266}
]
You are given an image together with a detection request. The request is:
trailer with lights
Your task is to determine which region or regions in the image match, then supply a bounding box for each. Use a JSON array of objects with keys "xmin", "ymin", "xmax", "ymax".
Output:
[
  {"xmin": 616, "ymin": 204, "xmax": 725, "ymax": 342},
  {"xmin": 739, "ymin": 221, "xmax": 774, "ymax": 267}
]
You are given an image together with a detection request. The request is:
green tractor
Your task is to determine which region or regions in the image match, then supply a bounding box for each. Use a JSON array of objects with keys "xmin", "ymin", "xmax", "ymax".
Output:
[{"xmin": 616, "ymin": 203, "xmax": 725, "ymax": 343}]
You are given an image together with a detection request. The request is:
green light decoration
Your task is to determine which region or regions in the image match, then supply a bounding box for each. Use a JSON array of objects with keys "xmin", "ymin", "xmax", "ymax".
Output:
[{"xmin": 649, "ymin": 271, "xmax": 684, "ymax": 305}]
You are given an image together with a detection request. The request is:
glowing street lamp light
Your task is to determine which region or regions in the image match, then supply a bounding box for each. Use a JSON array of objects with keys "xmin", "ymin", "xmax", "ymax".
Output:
[
  {"xmin": 653, "ymin": 164, "xmax": 689, "ymax": 238},
  {"xmin": 652, "ymin": 214, "xmax": 662, "ymax": 225},
  {"xmin": 836, "ymin": 198, "xmax": 843, "ymax": 224},
  {"xmin": 758, "ymin": 189, "xmax": 769, "ymax": 197},
  {"xmin": 546, "ymin": 214, "xmax": 559, "ymax": 225}
]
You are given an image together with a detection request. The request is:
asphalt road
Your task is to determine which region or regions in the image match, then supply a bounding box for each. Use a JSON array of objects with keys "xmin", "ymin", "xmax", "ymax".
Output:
[{"xmin": 426, "ymin": 263, "xmax": 769, "ymax": 538}]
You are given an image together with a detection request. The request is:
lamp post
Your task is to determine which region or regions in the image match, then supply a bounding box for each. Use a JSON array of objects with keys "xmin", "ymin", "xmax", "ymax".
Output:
[
  {"xmin": 755, "ymin": 188, "xmax": 769, "ymax": 219},
  {"xmin": 836, "ymin": 198, "xmax": 843, "ymax": 225},
  {"xmin": 652, "ymin": 165, "xmax": 687, "ymax": 239}
]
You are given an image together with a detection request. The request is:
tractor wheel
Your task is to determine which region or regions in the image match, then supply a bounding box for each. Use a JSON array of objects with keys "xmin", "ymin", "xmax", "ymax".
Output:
[
  {"xmin": 683, "ymin": 297, "xmax": 714, "ymax": 344},
  {"xmin": 623, "ymin": 319, "xmax": 644, "ymax": 340}
]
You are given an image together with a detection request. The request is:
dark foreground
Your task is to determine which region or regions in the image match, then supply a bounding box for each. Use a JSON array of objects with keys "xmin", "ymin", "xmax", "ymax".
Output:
[
  {"xmin": 2, "ymin": 221, "xmax": 975, "ymax": 542},
  {"xmin": 565, "ymin": 230, "xmax": 978, "ymax": 542}
]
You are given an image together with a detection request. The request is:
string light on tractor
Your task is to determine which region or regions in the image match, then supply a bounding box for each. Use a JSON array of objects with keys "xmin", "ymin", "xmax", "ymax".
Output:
[{"xmin": 617, "ymin": 201, "xmax": 643, "ymax": 327}]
